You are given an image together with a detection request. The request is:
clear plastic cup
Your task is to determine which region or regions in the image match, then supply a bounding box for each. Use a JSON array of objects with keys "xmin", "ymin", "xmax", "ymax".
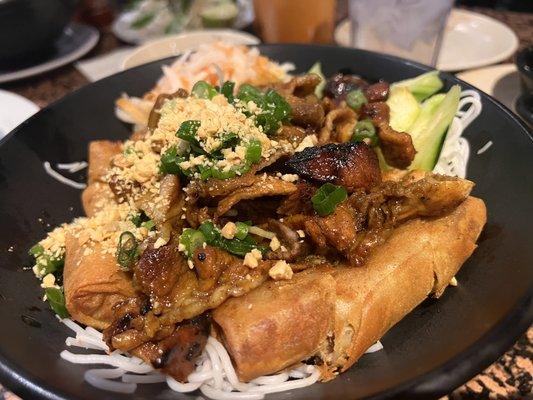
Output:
[{"xmin": 348, "ymin": 0, "xmax": 453, "ymax": 66}]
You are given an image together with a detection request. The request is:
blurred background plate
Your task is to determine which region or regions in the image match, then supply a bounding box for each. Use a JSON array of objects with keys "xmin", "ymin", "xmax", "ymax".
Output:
[
  {"xmin": 0, "ymin": 23, "xmax": 99, "ymax": 84},
  {"xmin": 335, "ymin": 8, "xmax": 519, "ymax": 71},
  {"xmin": 112, "ymin": 0, "xmax": 254, "ymax": 44},
  {"xmin": 457, "ymin": 64, "xmax": 519, "ymax": 111},
  {"xmin": 121, "ymin": 29, "xmax": 260, "ymax": 69},
  {"xmin": 0, "ymin": 90, "xmax": 38, "ymax": 139}
]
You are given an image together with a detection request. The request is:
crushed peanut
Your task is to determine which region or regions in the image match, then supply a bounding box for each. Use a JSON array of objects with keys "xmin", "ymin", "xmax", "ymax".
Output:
[
  {"xmin": 243, "ymin": 252, "xmax": 259, "ymax": 268},
  {"xmin": 221, "ymin": 222, "xmax": 237, "ymax": 239},
  {"xmin": 270, "ymin": 236, "xmax": 281, "ymax": 251},
  {"xmin": 294, "ymin": 134, "xmax": 318, "ymax": 152},
  {"xmin": 281, "ymin": 174, "xmax": 299, "ymax": 183},
  {"xmin": 269, "ymin": 260, "xmax": 293, "ymax": 281},
  {"xmin": 41, "ymin": 274, "xmax": 56, "ymax": 289}
]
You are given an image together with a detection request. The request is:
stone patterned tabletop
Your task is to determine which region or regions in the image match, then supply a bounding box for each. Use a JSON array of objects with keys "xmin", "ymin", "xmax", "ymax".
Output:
[{"xmin": 0, "ymin": 6, "xmax": 531, "ymax": 400}]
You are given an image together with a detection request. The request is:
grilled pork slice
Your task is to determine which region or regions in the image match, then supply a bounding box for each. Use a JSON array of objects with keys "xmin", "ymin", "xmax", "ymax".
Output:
[{"xmin": 304, "ymin": 173, "xmax": 474, "ymax": 265}]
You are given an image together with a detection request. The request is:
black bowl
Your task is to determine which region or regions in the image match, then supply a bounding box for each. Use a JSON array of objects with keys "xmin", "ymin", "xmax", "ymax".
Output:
[
  {"xmin": 0, "ymin": 0, "xmax": 79, "ymax": 64},
  {"xmin": 0, "ymin": 45, "xmax": 532, "ymax": 400}
]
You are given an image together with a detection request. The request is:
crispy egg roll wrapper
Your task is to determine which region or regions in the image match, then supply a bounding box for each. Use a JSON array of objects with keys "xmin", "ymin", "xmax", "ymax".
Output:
[
  {"xmin": 214, "ymin": 271, "xmax": 336, "ymax": 381},
  {"xmin": 81, "ymin": 182, "xmax": 116, "ymax": 217},
  {"xmin": 63, "ymin": 233, "xmax": 135, "ymax": 330},
  {"xmin": 213, "ymin": 197, "xmax": 486, "ymax": 381},
  {"xmin": 83, "ymin": 140, "xmax": 121, "ymax": 216},
  {"xmin": 87, "ymin": 140, "xmax": 121, "ymax": 184}
]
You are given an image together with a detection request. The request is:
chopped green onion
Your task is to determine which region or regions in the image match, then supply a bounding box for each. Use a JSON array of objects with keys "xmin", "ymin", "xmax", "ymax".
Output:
[
  {"xmin": 29, "ymin": 243, "xmax": 44, "ymax": 257},
  {"xmin": 265, "ymin": 90, "xmax": 291, "ymax": 122},
  {"xmin": 141, "ymin": 220, "xmax": 155, "ymax": 231},
  {"xmin": 176, "ymin": 120, "xmax": 201, "ymax": 142},
  {"xmin": 179, "ymin": 228, "xmax": 206, "ymax": 257},
  {"xmin": 216, "ymin": 237, "xmax": 260, "ymax": 257},
  {"xmin": 211, "ymin": 167, "xmax": 237, "ymax": 180},
  {"xmin": 198, "ymin": 221, "xmax": 219, "ymax": 243},
  {"xmin": 116, "ymin": 231, "xmax": 139, "ymax": 271},
  {"xmin": 176, "ymin": 120, "xmax": 205, "ymax": 155},
  {"xmin": 351, "ymin": 119, "xmax": 378, "ymax": 146},
  {"xmin": 192, "ymin": 81, "xmax": 218, "ymax": 99},
  {"xmin": 30, "ymin": 241, "xmax": 64, "ymax": 276},
  {"xmin": 220, "ymin": 81, "xmax": 235, "ymax": 102},
  {"xmin": 237, "ymin": 84, "xmax": 263, "ymax": 104},
  {"xmin": 45, "ymin": 287, "xmax": 69, "ymax": 318},
  {"xmin": 234, "ymin": 222, "xmax": 250, "ymax": 240},
  {"xmin": 311, "ymin": 183, "xmax": 348, "ymax": 216},
  {"xmin": 198, "ymin": 165, "xmax": 213, "ymax": 180},
  {"xmin": 211, "ymin": 132, "xmax": 240, "ymax": 159},
  {"xmin": 346, "ymin": 89, "xmax": 368, "ymax": 111},
  {"xmin": 236, "ymin": 85, "xmax": 291, "ymax": 135},
  {"xmin": 44, "ymin": 256, "xmax": 64, "ymax": 275},
  {"xmin": 160, "ymin": 146, "xmax": 185, "ymax": 175},
  {"xmin": 130, "ymin": 211, "xmax": 149, "ymax": 227},
  {"xmin": 245, "ymin": 139, "xmax": 262, "ymax": 163},
  {"xmin": 198, "ymin": 221, "xmax": 261, "ymax": 257}
]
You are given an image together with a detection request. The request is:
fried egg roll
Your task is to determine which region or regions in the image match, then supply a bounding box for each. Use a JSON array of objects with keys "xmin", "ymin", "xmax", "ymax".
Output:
[
  {"xmin": 213, "ymin": 196, "xmax": 486, "ymax": 381},
  {"xmin": 87, "ymin": 140, "xmax": 122, "ymax": 184},
  {"xmin": 81, "ymin": 182, "xmax": 116, "ymax": 217},
  {"xmin": 63, "ymin": 233, "xmax": 135, "ymax": 330},
  {"xmin": 82, "ymin": 140, "xmax": 122, "ymax": 216}
]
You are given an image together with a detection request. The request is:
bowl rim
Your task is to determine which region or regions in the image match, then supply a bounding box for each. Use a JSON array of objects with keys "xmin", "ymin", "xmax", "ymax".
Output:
[{"xmin": 0, "ymin": 43, "xmax": 531, "ymax": 400}]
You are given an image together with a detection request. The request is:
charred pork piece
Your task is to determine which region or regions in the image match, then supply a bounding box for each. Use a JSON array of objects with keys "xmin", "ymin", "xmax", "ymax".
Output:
[
  {"xmin": 286, "ymin": 143, "xmax": 381, "ymax": 192},
  {"xmin": 134, "ymin": 241, "xmax": 186, "ymax": 307},
  {"xmin": 324, "ymin": 73, "xmax": 369, "ymax": 102},
  {"xmin": 147, "ymin": 88, "xmax": 188, "ymax": 130},
  {"xmin": 361, "ymin": 102, "xmax": 416, "ymax": 169},
  {"xmin": 158, "ymin": 314, "xmax": 211, "ymax": 382},
  {"xmin": 363, "ymin": 81, "xmax": 390, "ymax": 102}
]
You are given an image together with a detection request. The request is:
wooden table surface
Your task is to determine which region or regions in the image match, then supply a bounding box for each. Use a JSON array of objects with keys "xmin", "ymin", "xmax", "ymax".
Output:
[{"xmin": 0, "ymin": 6, "xmax": 531, "ymax": 400}]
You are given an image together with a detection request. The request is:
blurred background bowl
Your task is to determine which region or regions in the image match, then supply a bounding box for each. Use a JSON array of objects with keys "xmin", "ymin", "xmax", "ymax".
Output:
[
  {"xmin": 0, "ymin": 0, "xmax": 79, "ymax": 63},
  {"xmin": 515, "ymin": 46, "xmax": 533, "ymax": 127},
  {"xmin": 516, "ymin": 45, "xmax": 533, "ymax": 93}
]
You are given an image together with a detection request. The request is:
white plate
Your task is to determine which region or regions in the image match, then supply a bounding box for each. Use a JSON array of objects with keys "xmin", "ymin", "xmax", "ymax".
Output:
[
  {"xmin": 121, "ymin": 29, "xmax": 260, "ymax": 70},
  {"xmin": 113, "ymin": 0, "xmax": 254, "ymax": 45},
  {"xmin": 334, "ymin": 9, "xmax": 518, "ymax": 71},
  {"xmin": 0, "ymin": 23, "xmax": 99, "ymax": 84},
  {"xmin": 0, "ymin": 91, "xmax": 39, "ymax": 139},
  {"xmin": 457, "ymin": 63, "xmax": 519, "ymax": 111}
]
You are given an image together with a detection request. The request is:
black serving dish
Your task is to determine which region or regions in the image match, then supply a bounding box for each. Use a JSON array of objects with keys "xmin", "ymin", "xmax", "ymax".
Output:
[{"xmin": 0, "ymin": 45, "xmax": 531, "ymax": 400}]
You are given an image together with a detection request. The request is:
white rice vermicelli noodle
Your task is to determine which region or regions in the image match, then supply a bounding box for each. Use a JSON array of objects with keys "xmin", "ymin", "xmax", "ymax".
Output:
[
  {"xmin": 433, "ymin": 90, "xmax": 483, "ymax": 178},
  {"xmin": 58, "ymin": 318, "xmax": 321, "ymax": 399}
]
